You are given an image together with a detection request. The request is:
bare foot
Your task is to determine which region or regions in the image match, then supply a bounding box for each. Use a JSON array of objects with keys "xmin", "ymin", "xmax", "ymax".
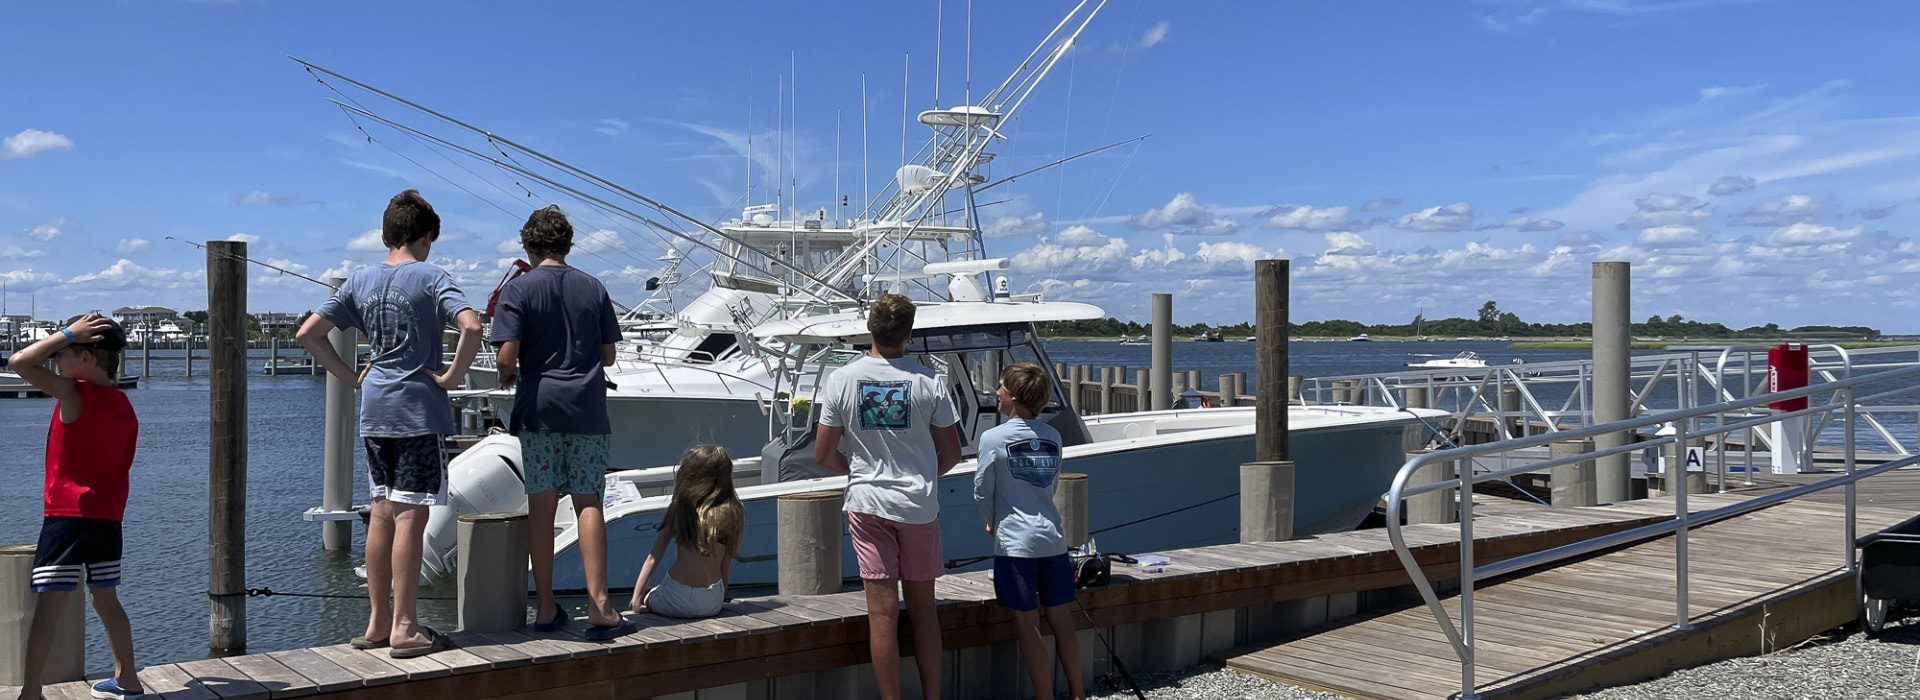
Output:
[
  {"xmin": 586, "ymin": 600, "xmax": 622, "ymax": 627},
  {"xmin": 388, "ymin": 623, "xmax": 429, "ymax": 649}
]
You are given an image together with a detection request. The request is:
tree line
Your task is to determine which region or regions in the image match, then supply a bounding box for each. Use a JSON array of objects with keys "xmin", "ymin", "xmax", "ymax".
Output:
[{"xmin": 1034, "ymin": 300, "xmax": 1881, "ymax": 339}]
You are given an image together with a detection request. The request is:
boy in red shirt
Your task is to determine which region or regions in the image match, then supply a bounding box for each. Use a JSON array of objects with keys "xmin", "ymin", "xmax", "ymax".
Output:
[{"xmin": 7, "ymin": 313, "xmax": 144, "ymax": 699}]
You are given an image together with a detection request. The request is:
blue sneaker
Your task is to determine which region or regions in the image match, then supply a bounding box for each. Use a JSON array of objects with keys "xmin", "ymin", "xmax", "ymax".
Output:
[{"xmin": 91, "ymin": 678, "xmax": 144, "ymax": 698}]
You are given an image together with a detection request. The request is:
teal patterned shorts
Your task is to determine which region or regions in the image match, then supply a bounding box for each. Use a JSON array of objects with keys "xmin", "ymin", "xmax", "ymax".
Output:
[{"xmin": 520, "ymin": 432, "xmax": 610, "ymax": 496}]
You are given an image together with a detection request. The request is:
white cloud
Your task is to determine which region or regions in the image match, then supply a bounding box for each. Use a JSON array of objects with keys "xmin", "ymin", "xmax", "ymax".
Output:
[
  {"xmin": 1128, "ymin": 192, "xmax": 1240, "ymax": 235},
  {"xmin": 1263, "ymin": 204, "xmax": 1351, "ymax": 231},
  {"xmin": 1729, "ymin": 194, "xmax": 1820, "ymax": 227},
  {"xmin": 577, "ymin": 229, "xmax": 625, "ymax": 255},
  {"xmin": 320, "ymin": 258, "xmax": 361, "ymax": 280},
  {"xmin": 1, "ymin": 245, "xmax": 46, "ymax": 259},
  {"xmin": 66, "ymin": 259, "xmax": 200, "ymax": 291},
  {"xmin": 984, "ymin": 211, "xmax": 1048, "ymax": 238},
  {"xmin": 24, "ymin": 218, "xmax": 65, "ymax": 241},
  {"xmin": 255, "ymin": 258, "xmax": 316, "ymax": 288},
  {"xmin": 595, "ymin": 118, "xmax": 630, "ymax": 137},
  {"xmin": 1194, "ymin": 240, "xmax": 1280, "ymax": 268},
  {"xmin": 115, "ymin": 239, "xmax": 149, "ymax": 254},
  {"xmin": 1637, "ymin": 224, "xmax": 1707, "ymax": 247},
  {"xmin": 1, "ymin": 129, "xmax": 74, "ymax": 160},
  {"xmin": 1706, "ymin": 175, "xmax": 1755, "ymax": 196},
  {"xmin": 1503, "ymin": 216, "xmax": 1565, "ymax": 232},
  {"xmin": 346, "ymin": 228, "xmax": 386, "ymax": 252},
  {"xmin": 1138, "ymin": 21, "xmax": 1170, "ymax": 48},
  {"xmin": 1767, "ymin": 222, "xmax": 1860, "ymax": 246},
  {"xmin": 0, "ymin": 269, "xmax": 61, "ymax": 292},
  {"xmin": 497, "ymin": 237, "xmax": 524, "ymax": 256},
  {"xmin": 234, "ymin": 190, "xmax": 303, "ymax": 206},
  {"xmin": 1616, "ymin": 192, "xmax": 1710, "ymax": 229},
  {"xmin": 1323, "ymin": 232, "xmax": 1376, "ymax": 255},
  {"xmin": 1053, "ymin": 225, "xmax": 1107, "ymax": 246},
  {"xmin": 226, "ymin": 233, "xmax": 261, "ymax": 244},
  {"xmin": 1394, "ymin": 202, "xmax": 1474, "ymax": 232}
]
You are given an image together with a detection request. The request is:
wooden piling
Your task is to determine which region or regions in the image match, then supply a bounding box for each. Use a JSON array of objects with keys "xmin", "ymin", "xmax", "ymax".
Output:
[
  {"xmin": 1287, "ymin": 375, "xmax": 1302, "ymax": 405},
  {"xmin": 1, "ymin": 545, "xmax": 84, "ymax": 685},
  {"xmin": 1067, "ymin": 365, "xmax": 1085, "ymax": 413},
  {"xmin": 207, "ymin": 239, "xmax": 249, "ymax": 653},
  {"xmin": 1098, "ymin": 368, "xmax": 1115, "ymax": 415},
  {"xmin": 1053, "ymin": 474, "xmax": 1089, "ymax": 549},
  {"xmin": 1185, "ymin": 369, "xmax": 1201, "ymax": 396},
  {"xmin": 1133, "ymin": 369, "xmax": 1149, "ymax": 412},
  {"xmin": 267, "ymin": 336, "xmax": 279, "ymax": 376},
  {"xmin": 777, "ymin": 492, "xmax": 844, "ymax": 596},
  {"xmin": 1244, "ymin": 260, "xmax": 1294, "ymax": 542},
  {"xmin": 1404, "ymin": 451, "xmax": 1458, "ymax": 525},
  {"xmin": 456, "ymin": 513, "xmax": 529, "ymax": 633},
  {"xmin": 141, "ymin": 321, "xmax": 150, "ymax": 379},
  {"xmin": 1404, "ymin": 386, "xmax": 1429, "ymax": 410},
  {"xmin": 1550, "ymin": 439, "xmax": 1599, "ymax": 508},
  {"xmin": 185, "ymin": 334, "xmax": 194, "ymax": 378},
  {"xmin": 1593, "ymin": 261, "xmax": 1634, "ymax": 501},
  {"xmin": 1218, "ymin": 374, "xmax": 1238, "ymax": 408}
]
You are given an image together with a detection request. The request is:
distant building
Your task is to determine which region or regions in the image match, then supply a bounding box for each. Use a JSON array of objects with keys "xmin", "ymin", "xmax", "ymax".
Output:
[
  {"xmin": 113, "ymin": 306, "xmax": 180, "ymax": 326},
  {"xmin": 256, "ymin": 312, "xmax": 302, "ymax": 334}
]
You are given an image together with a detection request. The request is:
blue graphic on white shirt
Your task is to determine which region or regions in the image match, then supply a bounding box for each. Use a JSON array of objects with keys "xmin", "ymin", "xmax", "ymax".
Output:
[
  {"xmin": 1007, "ymin": 437, "xmax": 1061, "ymax": 488},
  {"xmin": 857, "ymin": 380, "xmax": 913, "ymax": 431}
]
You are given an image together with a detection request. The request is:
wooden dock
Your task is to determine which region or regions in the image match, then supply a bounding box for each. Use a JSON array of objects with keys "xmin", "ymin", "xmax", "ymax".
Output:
[
  {"xmin": 9, "ymin": 493, "xmax": 1728, "ymax": 700},
  {"xmin": 1223, "ymin": 494, "xmax": 1910, "ymax": 699}
]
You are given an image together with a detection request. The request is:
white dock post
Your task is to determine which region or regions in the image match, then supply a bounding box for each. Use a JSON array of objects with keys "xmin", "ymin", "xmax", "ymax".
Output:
[
  {"xmin": 1170, "ymin": 372, "xmax": 1188, "ymax": 406},
  {"xmin": 1404, "ymin": 386, "xmax": 1429, "ymax": 409},
  {"xmin": 1593, "ymin": 261, "xmax": 1634, "ymax": 502},
  {"xmin": 1550, "ymin": 439, "xmax": 1599, "ymax": 508},
  {"xmin": 1, "ymin": 545, "xmax": 84, "ymax": 686},
  {"xmin": 1288, "ymin": 375, "xmax": 1303, "ymax": 404},
  {"xmin": 267, "ymin": 335, "xmax": 278, "ymax": 376},
  {"xmin": 455, "ymin": 512, "xmax": 528, "ymax": 633},
  {"xmin": 778, "ymin": 492, "xmax": 844, "ymax": 596},
  {"xmin": 1218, "ymin": 374, "xmax": 1238, "ymax": 408},
  {"xmin": 322, "ymin": 277, "xmax": 356, "ymax": 551},
  {"xmin": 1185, "ymin": 369, "xmax": 1201, "ymax": 397},
  {"xmin": 141, "ymin": 321, "xmax": 151, "ymax": 380},
  {"xmin": 1240, "ymin": 461, "xmax": 1295, "ymax": 542},
  {"xmin": 1067, "ymin": 364, "xmax": 1085, "ymax": 413},
  {"xmin": 1053, "ymin": 474, "xmax": 1089, "ymax": 549},
  {"xmin": 1151, "ymin": 293, "xmax": 1173, "ymax": 411},
  {"xmin": 1500, "ymin": 386, "xmax": 1523, "ymax": 437},
  {"xmin": 1405, "ymin": 451, "xmax": 1458, "ymax": 525}
]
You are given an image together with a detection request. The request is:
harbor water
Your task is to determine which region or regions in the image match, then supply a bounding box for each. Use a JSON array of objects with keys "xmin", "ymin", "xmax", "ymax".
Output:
[{"xmin": 2, "ymin": 341, "xmax": 1911, "ymax": 672}]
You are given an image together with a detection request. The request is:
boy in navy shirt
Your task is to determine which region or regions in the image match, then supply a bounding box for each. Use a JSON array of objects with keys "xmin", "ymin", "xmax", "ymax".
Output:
[{"xmin": 974, "ymin": 362, "xmax": 1083, "ymax": 699}]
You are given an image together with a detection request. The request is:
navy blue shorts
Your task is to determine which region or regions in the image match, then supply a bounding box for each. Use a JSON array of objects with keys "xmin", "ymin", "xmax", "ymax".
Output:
[
  {"xmin": 31, "ymin": 517, "xmax": 123, "ymax": 592},
  {"xmin": 993, "ymin": 554, "xmax": 1076, "ymax": 612}
]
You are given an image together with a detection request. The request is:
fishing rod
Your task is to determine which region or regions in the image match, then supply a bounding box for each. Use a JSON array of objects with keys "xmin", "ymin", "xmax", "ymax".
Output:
[
  {"xmin": 975, "ymin": 134, "xmax": 1148, "ymax": 195},
  {"xmin": 166, "ymin": 237, "xmax": 334, "ymax": 290}
]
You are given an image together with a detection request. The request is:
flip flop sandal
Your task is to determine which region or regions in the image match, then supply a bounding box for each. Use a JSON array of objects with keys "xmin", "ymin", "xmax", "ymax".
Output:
[
  {"xmin": 349, "ymin": 636, "xmax": 388, "ymax": 650},
  {"xmin": 533, "ymin": 602, "xmax": 571, "ymax": 633},
  {"xmin": 583, "ymin": 617, "xmax": 636, "ymax": 642},
  {"xmin": 388, "ymin": 627, "xmax": 454, "ymax": 659}
]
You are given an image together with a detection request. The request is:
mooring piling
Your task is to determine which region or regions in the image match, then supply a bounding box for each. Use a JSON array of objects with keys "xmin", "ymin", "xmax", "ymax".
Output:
[
  {"xmin": 1593, "ymin": 261, "xmax": 1634, "ymax": 502},
  {"xmin": 207, "ymin": 239, "xmax": 249, "ymax": 653},
  {"xmin": 777, "ymin": 492, "xmax": 845, "ymax": 596}
]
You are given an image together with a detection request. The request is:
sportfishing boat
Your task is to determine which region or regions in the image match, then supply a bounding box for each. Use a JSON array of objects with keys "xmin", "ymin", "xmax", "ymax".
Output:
[{"xmin": 500, "ymin": 268, "xmax": 1445, "ymax": 590}]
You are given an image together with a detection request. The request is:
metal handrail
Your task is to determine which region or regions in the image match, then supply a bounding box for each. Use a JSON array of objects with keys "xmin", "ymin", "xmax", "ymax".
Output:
[{"xmin": 1383, "ymin": 362, "xmax": 1920, "ymax": 700}]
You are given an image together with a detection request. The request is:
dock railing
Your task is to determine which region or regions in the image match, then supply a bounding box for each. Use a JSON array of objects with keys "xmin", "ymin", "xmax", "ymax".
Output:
[{"xmin": 1383, "ymin": 360, "xmax": 1920, "ymax": 700}]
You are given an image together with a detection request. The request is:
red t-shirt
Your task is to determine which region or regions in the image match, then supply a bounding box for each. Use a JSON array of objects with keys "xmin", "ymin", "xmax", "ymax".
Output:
[{"xmin": 43, "ymin": 378, "xmax": 139, "ymax": 521}]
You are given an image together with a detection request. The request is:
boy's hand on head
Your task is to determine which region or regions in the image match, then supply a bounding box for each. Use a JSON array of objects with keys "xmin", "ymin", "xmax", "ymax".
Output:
[{"xmin": 68, "ymin": 314, "xmax": 113, "ymax": 343}]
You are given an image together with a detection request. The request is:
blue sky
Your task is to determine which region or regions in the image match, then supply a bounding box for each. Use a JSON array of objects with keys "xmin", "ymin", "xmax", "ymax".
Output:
[{"xmin": 3, "ymin": 0, "xmax": 1918, "ymax": 329}]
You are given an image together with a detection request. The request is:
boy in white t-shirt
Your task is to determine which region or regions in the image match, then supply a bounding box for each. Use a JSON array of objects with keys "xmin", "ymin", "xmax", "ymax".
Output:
[{"xmin": 813, "ymin": 293, "xmax": 962, "ymax": 700}]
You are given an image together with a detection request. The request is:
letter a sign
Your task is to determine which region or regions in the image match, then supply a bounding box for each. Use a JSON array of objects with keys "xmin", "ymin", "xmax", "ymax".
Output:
[{"xmin": 1683, "ymin": 447, "xmax": 1706, "ymax": 473}]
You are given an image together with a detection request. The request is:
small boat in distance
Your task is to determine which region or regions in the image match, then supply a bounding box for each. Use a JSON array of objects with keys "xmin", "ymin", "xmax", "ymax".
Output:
[
  {"xmin": 1192, "ymin": 331, "xmax": 1224, "ymax": 342},
  {"xmin": 1244, "ymin": 335, "xmax": 1256, "ymax": 342},
  {"xmin": 1407, "ymin": 351, "xmax": 1488, "ymax": 370},
  {"xmin": 1348, "ymin": 333, "xmax": 1373, "ymax": 342},
  {"xmin": 1118, "ymin": 335, "xmax": 1148, "ymax": 346}
]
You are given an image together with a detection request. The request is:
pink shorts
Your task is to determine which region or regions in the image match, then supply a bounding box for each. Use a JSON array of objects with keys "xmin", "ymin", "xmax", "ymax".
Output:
[{"xmin": 847, "ymin": 512, "xmax": 943, "ymax": 582}]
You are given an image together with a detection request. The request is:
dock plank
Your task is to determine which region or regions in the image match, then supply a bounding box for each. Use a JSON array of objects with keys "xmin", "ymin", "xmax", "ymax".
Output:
[
  {"xmin": 140, "ymin": 663, "xmax": 218, "ymax": 700},
  {"xmin": 172, "ymin": 658, "xmax": 271, "ymax": 700},
  {"xmin": 263, "ymin": 649, "xmax": 363, "ymax": 693},
  {"xmin": 306, "ymin": 646, "xmax": 405, "ymax": 687},
  {"xmin": 223, "ymin": 653, "xmax": 320, "ymax": 698},
  {"xmin": 444, "ymin": 632, "xmax": 531, "ymax": 669}
]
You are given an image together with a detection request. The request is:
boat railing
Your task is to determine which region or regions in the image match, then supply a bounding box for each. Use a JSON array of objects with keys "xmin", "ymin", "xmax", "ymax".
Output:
[
  {"xmin": 1382, "ymin": 361, "xmax": 1920, "ymax": 700},
  {"xmin": 1306, "ymin": 344, "xmax": 1920, "ymax": 466}
]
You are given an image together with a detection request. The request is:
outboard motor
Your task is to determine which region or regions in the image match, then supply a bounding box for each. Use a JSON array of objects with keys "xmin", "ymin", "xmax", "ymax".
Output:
[{"xmin": 419, "ymin": 433, "xmax": 530, "ymax": 582}]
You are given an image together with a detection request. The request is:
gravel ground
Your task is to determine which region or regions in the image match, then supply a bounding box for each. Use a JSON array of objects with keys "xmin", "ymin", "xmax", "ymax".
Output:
[
  {"xmin": 1572, "ymin": 625, "xmax": 1920, "ymax": 699},
  {"xmin": 1079, "ymin": 624, "xmax": 1920, "ymax": 699},
  {"xmin": 1086, "ymin": 663, "xmax": 1340, "ymax": 699}
]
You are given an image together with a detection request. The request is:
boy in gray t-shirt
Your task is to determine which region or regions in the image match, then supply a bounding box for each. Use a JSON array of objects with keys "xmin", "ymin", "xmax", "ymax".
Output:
[
  {"xmin": 297, "ymin": 190, "xmax": 481, "ymax": 659},
  {"xmin": 489, "ymin": 205, "xmax": 629, "ymax": 639}
]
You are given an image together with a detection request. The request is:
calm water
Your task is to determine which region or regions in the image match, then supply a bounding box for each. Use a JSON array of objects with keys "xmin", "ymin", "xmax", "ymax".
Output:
[{"xmin": 2, "ymin": 341, "xmax": 1910, "ymax": 671}]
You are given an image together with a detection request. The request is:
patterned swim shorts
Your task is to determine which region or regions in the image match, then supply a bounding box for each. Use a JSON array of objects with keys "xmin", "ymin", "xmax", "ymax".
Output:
[{"xmin": 520, "ymin": 432, "xmax": 610, "ymax": 496}]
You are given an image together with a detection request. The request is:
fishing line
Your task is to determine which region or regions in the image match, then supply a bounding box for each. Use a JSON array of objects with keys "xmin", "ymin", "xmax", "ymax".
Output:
[{"xmin": 165, "ymin": 237, "xmax": 334, "ymax": 289}]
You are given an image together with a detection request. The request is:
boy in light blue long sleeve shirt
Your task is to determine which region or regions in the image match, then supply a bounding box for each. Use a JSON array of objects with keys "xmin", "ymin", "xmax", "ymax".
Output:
[{"xmin": 974, "ymin": 363, "xmax": 1084, "ymax": 699}]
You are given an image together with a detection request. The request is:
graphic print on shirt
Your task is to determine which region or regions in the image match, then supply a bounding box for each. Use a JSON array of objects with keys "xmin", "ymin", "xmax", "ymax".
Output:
[
  {"xmin": 1007, "ymin": 437, "xmax": 1062, "ymax": 488},
  {"xmin": 857, "ymin": 380, "xmax": 913, "ymax": 431},
  {"xmin": 362, "ymin": 284, "xmax": 418, "ymax": 370}
]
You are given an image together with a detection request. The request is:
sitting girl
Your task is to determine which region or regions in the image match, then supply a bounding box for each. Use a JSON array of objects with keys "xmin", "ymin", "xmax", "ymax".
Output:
[{"xmin": 628, "ymin": 445, "xmax": 744, "ymax": 618}]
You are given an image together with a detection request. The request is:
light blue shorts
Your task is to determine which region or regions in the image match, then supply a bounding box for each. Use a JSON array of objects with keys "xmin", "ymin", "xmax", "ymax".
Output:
[{"xmin": 520, "ymin": 432, "xmax": 609, "ymax": 496}]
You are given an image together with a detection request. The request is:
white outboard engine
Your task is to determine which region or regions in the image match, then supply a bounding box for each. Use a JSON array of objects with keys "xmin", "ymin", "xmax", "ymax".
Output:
[{"xmin": 419, "ymin": 433, "xmax": 529, "ymax": 583}]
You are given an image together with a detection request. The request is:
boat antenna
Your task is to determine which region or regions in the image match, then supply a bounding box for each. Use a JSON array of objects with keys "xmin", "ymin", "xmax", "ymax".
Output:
[
  {"xmin": 746, "ymin": 67, "xmax": 754, "ymax": 208},
  {"xmin": 900, "ymin": 53, "xmax": 910, "ymax": 176},
  {"xmin": 775, "ymin": 73, "xmax": 784, "ymax": 222},
  {"xmin": 974, "ymin": 134, "xmax": 1150, "ymax": 194},
  {"xmin": 790, "ymin": 51, "xmax": 798, "ymax": 226},
  {"xmin": 933, "ymin": 0, "xmax": 943, "ymax": 109},
  {"xmin": 834, "ymin": 108, "xmax": 842, "ymax": 227},
  {"xmin": 861, "ymin": 72, "xmax": 870, "ymax": 221}
]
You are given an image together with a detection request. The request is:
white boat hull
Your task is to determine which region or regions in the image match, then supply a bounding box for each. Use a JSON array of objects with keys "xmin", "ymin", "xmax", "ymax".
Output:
[{"xmin": 543, "ymin": 405, "xmax": 1435, "ymax": 592}]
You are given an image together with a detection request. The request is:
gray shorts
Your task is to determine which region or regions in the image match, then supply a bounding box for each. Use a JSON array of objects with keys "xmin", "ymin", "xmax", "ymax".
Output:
[
  {"xmin": 646, "ymin": 577, "xmax": 725, "ymax": 619},
  {"xmin": 364, "ymin": 435, "xmax": 448, "ymax": 506}
]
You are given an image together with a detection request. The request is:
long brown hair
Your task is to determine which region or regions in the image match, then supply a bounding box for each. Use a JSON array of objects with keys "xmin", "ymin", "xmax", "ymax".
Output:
[{"xmin": 660, "ymin": 445, "xmax": 744, "ymax": 559}]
